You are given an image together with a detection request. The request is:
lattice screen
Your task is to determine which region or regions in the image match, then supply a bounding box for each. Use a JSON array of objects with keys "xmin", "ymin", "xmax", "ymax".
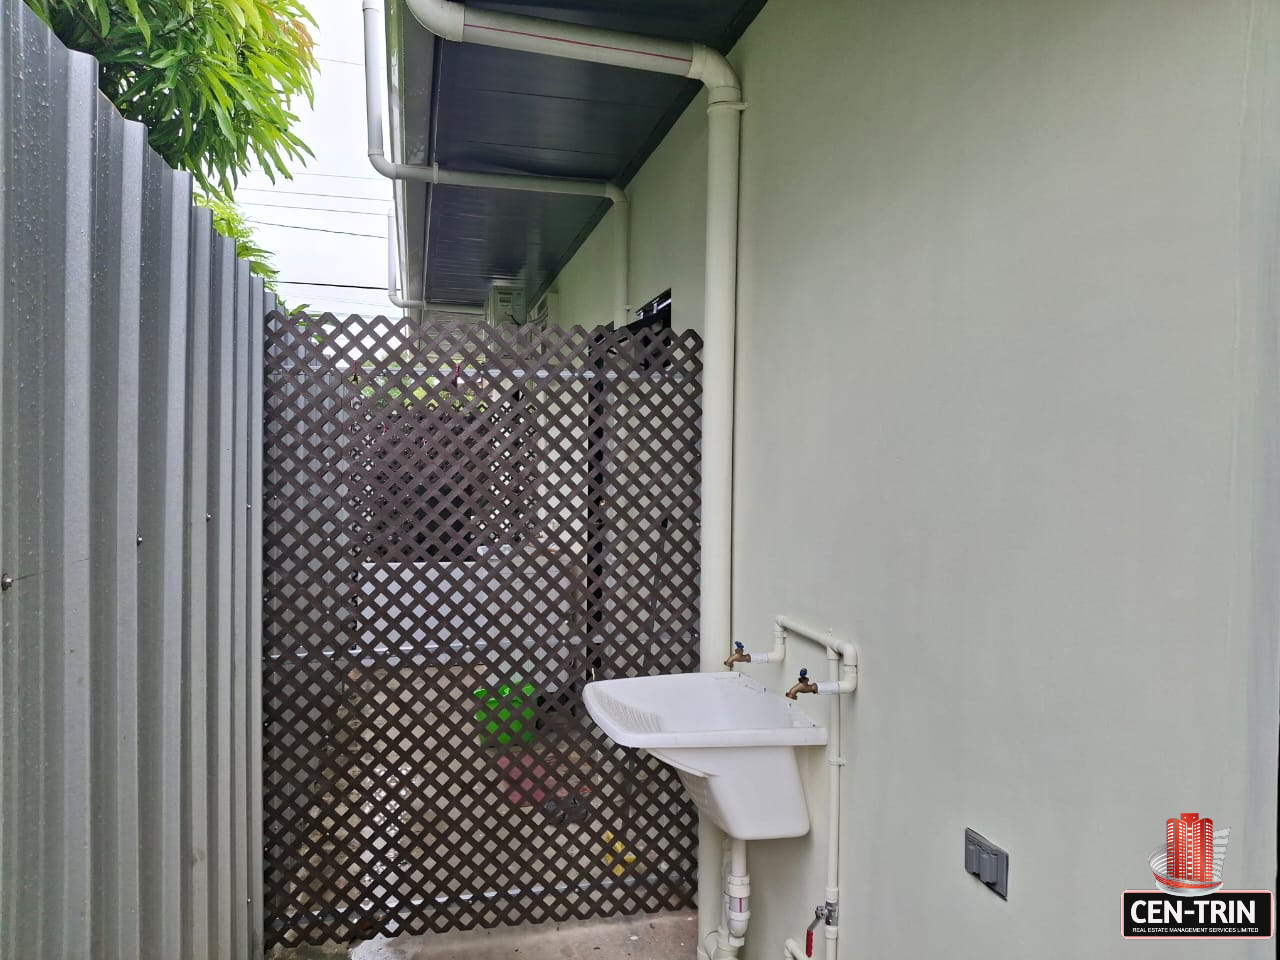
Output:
[{"xmin": 261, "ymin": 312, "xmax": 702, "ymax": 946}]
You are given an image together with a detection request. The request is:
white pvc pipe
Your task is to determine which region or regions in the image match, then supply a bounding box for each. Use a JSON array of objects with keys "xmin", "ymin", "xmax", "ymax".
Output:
[
  {"xmin": 735, "ymin": 618, "xmax": 858, "ymax": 960},
  {"xmin": 615, "ymin": 198, "xmax": 631, "ymax": 327},
  {"xmin": 405, "ymin": 0, "xmax": 741, "ymax": 103},
  {"xmin": 722, "ymin": 836, "xmax": 749, "ymax": 948},
  {"xmin": 362, "ymin": 0, "xmax": 626, "ymax": 312},
  {"xmin": 384, "ymin": 213, "xmax": 484, "ymax": 314},
  {"xmin": 394, "ymin": 2, "xmax": 744, "ymax": 954},
  {"xmin": 823, "ymin": 649, "xmax": 842, "ymax": 958},
  {"xmin": 786, "ymin": 620, "xmax": 854, "ymax": 960}
]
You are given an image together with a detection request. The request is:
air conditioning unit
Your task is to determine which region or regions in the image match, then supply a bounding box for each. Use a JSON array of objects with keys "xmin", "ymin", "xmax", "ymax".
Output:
[
  {"xmin": 529, "ymin": 291, "xmax": 558, "ymax": 328},
  {"xmin": 485, "ymin": 284, "xmax": 527, "ymax": 327}
]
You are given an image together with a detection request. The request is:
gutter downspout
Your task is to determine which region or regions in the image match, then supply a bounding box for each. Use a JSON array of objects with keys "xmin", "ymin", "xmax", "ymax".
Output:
[
  {"xmin": 362, "ymin": 0, "xmax": 628, "ymax": 318},
  {"xmin": 394, "ymin": 2, "xmax": 744, "ymax": 956},
  {"xmin": 383, "ymin": 213, "xmax": 484, "ymax": 315}
]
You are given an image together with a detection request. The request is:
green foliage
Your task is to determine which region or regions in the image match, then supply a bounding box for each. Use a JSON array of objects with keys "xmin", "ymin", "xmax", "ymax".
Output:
[
  {"xmin": 356, "ymin": 370, "xmax": 486, "ymax": 414},
  {"xmin": 193, "ymin": 191, "xmax": 278, "ymax": 282},
  {"xmin": 26, "ymin": 0, "xmax": 317, "ymax": 197},
  {"xmin": 194, "ymin": 192, "xmax": 312, "ymax": 313}
]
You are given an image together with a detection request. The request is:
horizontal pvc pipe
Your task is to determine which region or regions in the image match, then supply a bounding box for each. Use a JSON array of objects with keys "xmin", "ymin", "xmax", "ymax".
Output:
[
  {"xmin": 776, "ymin": 615, "xmax": 859, "ymax": 668},
  {"xmin": 405, "ymin": 0, "xmax": 741, "ymax": 102},
  {"xmin": 362, "ymin": 0, "xmax": 624, "ymax": 309}
]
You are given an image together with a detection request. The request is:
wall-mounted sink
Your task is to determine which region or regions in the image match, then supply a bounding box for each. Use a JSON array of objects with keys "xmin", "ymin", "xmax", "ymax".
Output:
[{"xmin": 583, "ymin": 672, "xmax": 826, "ymax": 839}]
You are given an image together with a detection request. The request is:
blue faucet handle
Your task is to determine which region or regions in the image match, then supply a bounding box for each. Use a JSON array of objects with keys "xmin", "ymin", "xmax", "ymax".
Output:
[
  {"xmin": 734, "ymin": 642, "xmax": 744, "ymax": 652},
  {"xmin": 798, "ymin": 668, "xmax": 809, "ymax": 680}
]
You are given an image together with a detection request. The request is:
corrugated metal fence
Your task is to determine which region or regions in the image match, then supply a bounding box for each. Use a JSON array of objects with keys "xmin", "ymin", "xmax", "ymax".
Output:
[{"xmin": 0, "ymin": 1, "xmax": 270, "ymax": 957}]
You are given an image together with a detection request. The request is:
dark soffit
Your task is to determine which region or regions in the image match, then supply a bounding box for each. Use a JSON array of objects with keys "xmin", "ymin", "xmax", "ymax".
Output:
[{"xmin": 387, "ymin": 0, "xmax": 767, "ymax": 308}]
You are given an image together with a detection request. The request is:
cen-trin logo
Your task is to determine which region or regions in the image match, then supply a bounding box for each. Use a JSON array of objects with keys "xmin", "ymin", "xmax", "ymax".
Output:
[
  {"xmin": 1153, "ymin": 812, "xmax": 1227, "ymax": 895},
  {"xmin": 1122, "ymin": 812, "xmax": 1273, "ymax": 939}
]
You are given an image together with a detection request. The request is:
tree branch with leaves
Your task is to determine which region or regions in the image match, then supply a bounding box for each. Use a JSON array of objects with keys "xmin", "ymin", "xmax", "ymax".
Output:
[
  {"xmin": 28, "ymin": 0, "xmax": 317, "ymax": 195},
  {"xmin": 27, "ymin": 0, "xmax": 318, "ymax": 294}
]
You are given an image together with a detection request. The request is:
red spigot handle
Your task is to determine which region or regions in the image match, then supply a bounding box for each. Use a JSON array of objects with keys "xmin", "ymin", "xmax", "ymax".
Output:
[{"xmin": 805, "ymin": 929, "xmax": 814, "ymax": 957}]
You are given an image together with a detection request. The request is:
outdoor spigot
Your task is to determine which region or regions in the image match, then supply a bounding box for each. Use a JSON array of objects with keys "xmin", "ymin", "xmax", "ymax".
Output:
[
  {"xmin": 723, "ymin": 641, "xmax": 751, "ymax": 669},
  {"xmin": 785, "ymin": 668, "xmax": 819, "ymax": 700}
]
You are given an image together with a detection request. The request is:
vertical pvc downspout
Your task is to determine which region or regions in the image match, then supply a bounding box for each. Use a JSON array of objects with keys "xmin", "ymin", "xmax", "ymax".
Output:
[
  {"xmin": 615, "ymin": 197, "xmax": 631, "ymax": 327},
  {"xmin": 700, "ymin": 80, "xmax": 742, "ymax": 960},
  {"xmin": 397, "ymin": 3, "xmax": 743, "ymax": 955}
]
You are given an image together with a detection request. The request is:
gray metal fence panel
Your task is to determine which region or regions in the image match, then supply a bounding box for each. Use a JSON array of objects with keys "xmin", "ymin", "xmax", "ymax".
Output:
[
  {"xmin": 248, "ymin": 282, "xmax": 269, "ymax": 958},
  {"xmin": 207, "ymin": 232, "xmax": 239, "ymax": 960},
  {"xmin": 87, "ymin": 93, "xmax": 146, "ymax": 960},
  {"xmin": 230, "ymin": 259, "xmax": 253, "ymax": 957},
  {"xmin": 184, "ymin": 207, "xmax": 215, "ymax": 960},
  {"xmin": 136, "ymin": 146, "xmax": 192, "ymax": 960},
  {"xmin": 85, "ymin": 84, "xmax": 146, "ymax": 960},
  {"xmin": 0, "ymin": 1, "xmax": 267, "ymax": 956},
  {"xmin": 0, "ymin": 14, "xmax": 98, "ymax": 955}
]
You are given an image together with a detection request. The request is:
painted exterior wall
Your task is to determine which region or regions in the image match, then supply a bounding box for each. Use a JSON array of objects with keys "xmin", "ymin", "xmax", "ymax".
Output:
[
  {"xmin": 0, "ymin": 2, "xmax": 268, "ymax": 957},
  {"xmin": 551, "ymin": 0, "xmax": 1280, "ymax": 957}
]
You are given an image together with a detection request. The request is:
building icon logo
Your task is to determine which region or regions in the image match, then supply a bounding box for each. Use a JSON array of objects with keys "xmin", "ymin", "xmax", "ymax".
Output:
[
  {"xmin": 1123, "ymin": 812, "xmax": 1272, "ymax": 939},
  {"xmin": 1149, "ymin": 812, "xmax": 1229, "ymax": 896}
]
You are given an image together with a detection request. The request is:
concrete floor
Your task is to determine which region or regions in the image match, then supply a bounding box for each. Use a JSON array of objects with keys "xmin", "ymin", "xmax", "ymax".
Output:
[{"xmin": 268, "ymin": 911, "xmax": 699, "ymax": 960}]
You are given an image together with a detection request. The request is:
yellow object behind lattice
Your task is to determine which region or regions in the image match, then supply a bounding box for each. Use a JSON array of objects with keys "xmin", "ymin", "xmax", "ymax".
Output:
[{"xmin": 602, "ymin": 830, "xmax": 637, "ymax": 877}]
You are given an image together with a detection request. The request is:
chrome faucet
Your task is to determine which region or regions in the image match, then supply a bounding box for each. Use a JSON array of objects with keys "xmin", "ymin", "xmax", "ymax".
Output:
[
  {"xmin": 723, "ymin": 641, "xmax": 752, "ymax": 669},
  {"xmin": 785, "ymin": 668, "xmax": 819, "ymax": 700}
]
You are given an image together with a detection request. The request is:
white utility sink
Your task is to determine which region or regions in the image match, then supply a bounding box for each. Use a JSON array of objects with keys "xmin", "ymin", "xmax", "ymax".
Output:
[{"xmin": 583, "ymin": 672, "xmax": 826, "ymax": 839}]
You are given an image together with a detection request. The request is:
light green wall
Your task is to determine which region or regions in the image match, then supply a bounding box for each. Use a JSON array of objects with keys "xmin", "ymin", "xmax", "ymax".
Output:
[
  {"xmin": 553, "ymin": 88, "xmax": 709, "ymax": 331},
  {"xmin": 553, "ymin": 1, "xmax": 1280, "ymax": 957},
  {"xmin": 553, "ymin": 203, "xmax": 619, "ymax": 330}
]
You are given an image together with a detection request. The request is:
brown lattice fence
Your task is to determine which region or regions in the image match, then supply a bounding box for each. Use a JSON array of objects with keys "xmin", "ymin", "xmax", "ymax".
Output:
[{"xmin": 261, "ymin": 312, "xmax": 702, "ymax": 946}]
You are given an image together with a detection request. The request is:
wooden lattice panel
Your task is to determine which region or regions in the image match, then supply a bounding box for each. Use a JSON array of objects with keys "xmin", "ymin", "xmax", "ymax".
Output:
[{"xmin": 261, "ymin": 313, "xmax": 702, "ymax": 946}]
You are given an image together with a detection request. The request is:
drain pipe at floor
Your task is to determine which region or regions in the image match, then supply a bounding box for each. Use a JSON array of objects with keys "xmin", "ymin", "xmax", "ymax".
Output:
[
  {"xmin": 722, "ymin": 837, "xmax": 751, "ymax": 955},
  {"xmin": 361, "ymin": 0, "xmax": 630, "ymax": 320},
  {"xmin": 393, "ymin": 4, "xmax": 743, "ymax": 955}
]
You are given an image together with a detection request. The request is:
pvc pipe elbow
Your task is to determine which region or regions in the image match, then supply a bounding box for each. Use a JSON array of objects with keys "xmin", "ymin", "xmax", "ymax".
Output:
[
  {"xmin": 404, "ymin": 0, "xmax": 466, "ymax": 41},
  {"xmin": 389, "ymin": 293, "xmax": 427, "ymax": 308},
  {"xmin": 688, "ymin": 45, "xmax": 742, "ymax": 103},
  {"xmin": 368, "ymin": 152, "xmax": 398, "ymax": 179}
]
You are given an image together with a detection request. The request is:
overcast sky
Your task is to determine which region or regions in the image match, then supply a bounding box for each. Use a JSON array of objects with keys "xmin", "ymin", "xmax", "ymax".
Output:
[{"xmin": 236, "ymin": 0, "xmax": 393, "ymax": 318}]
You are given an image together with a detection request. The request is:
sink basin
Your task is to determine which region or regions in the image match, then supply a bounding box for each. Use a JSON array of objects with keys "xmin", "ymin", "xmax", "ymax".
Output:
[{"xmin": 583, "ymin": 672, "xmax": 826, "ymax": 839}]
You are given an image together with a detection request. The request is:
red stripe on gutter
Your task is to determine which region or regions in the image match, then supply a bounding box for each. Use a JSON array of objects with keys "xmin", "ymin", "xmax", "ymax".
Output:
[{"xmin": 466, "ymin": 23, "xmax": 693, "ymax": 65}]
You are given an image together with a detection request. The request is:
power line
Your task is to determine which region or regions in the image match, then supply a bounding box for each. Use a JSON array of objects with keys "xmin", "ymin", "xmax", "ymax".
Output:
[
  {"xmin": 247, "ymin": 220, "xmax": 383, "ymax": 239},
  {"xmin": 297, "ymin": 296, "xmax": 392, "ymax": 309},
  {"xmin": 289, "ymin": 171, "xmax": 382, "ymax": 181},
  {"xmin": 240, "ymin": 199, "xmax": 388, "ymax": 217},
  {"xmin": 276, "ymin": 280, "xmax": 387, "ymax": 290},
  {"xmin": 236, "ymin": 187, "xmax": 389, "ymax": 202},
  {"xmin": 290, "ymin": 290, "xmax": 389, "ymax": 303}
]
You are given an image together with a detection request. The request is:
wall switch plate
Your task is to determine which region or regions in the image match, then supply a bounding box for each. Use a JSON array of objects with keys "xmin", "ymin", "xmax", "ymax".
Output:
[{"xmin": 965, "ymin": 828, "xmax": 1008, "ymax": 899}]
